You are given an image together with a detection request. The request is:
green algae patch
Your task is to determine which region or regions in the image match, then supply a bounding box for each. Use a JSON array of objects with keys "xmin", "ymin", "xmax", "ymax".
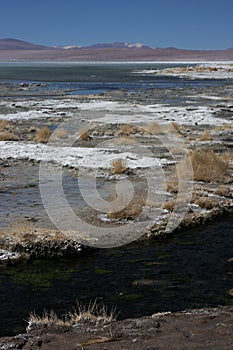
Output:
[
  {"xmin": 143, "ymin": 261, "xmax": 168, "ymax": 266},
  {"xmin": 128, "ymin": 257, "xmax": 152, "ymax": 264},
  {"xmin": 5, "ymin": 260, "xmax": 77, "ymax": 289},
  {"xmin": 94, "ymin": 268, "xmax": 113, "ymax": 275},
  {"xmin": 117, "ymin": 293, "xmax": 142, "ymax": 300},
  {"xmin": 157, "ymin": 253, "xmax": 173, "ymax": 259}
]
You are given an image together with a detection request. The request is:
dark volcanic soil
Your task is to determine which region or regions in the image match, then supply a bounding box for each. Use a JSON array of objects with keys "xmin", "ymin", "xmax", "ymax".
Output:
[{"xmin": 1, "ymin": 307, "xmax": 233, "ymax": 350}]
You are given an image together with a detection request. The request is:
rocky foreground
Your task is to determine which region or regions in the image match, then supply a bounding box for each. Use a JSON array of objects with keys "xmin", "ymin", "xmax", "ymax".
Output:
[{"xmin": 0, "ymin": 306, "xmax": 233, "ymax": 349}]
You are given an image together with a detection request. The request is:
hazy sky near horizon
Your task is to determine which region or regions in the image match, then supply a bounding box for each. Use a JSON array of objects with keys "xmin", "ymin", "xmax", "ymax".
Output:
[{"xmin": 1, "ymin": 0, "xmax": 232, "ymax": 49}]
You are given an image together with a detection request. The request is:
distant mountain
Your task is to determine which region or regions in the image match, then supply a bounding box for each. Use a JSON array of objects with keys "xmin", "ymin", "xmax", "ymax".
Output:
[
  {"xmin": 54, "ymin": 45, "xmax": 83, "ymax": 50},
  {"xmin": 0, "ymin": 38, "xmax": 233, "ymax": 61},
  {"xmin": 86, "ymin": 42, "xmax": 154, "ymax": 49},
  {"xmin": 0, "ymin": 38, "xmax": 49, "ymax": 50}
]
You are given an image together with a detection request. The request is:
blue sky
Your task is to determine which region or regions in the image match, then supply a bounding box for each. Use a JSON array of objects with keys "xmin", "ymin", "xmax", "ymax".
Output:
[{"xmin": 1, "ymin": 0, "xmax": 232, "ymax": 49}]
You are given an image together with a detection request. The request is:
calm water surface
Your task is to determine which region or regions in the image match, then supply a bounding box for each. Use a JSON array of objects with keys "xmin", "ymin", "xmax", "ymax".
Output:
[{"xmin": 0, "ymin": 216, "xmax": 232, "ymax": 337}]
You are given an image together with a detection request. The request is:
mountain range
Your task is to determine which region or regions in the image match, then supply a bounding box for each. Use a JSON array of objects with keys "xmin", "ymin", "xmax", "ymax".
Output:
[{"xmin": 0, "ymin": 38, "xmax": 233, "ymax": 61}]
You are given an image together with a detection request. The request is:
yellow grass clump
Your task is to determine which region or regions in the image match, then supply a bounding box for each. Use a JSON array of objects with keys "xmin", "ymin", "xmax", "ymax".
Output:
[
  {"xmin": 214, "ymin": 185, "xmax": 231, "ymax": 198},
  {"xmin": 51, "ymin": 127, "xmax": 68, "ymax": 140},
  {"xmin": 221, "ymin": 152, "xmax": 233, "ymax": 163},
  {"xmin": 0, "ymin": 131, "xmax": 19, "ymax": 141},
  {"xmin": 115, "ymin": 137, "xmax": 136, "ymax": 145},
  {"xmin": 191, "ymin": 150, "xmax": 229, "ymax": 182},
  {"xmin": 214, "ymin": 124, "xmax": 232, "ymax": 131},
  {"xmin": 79, "ymin": 129, "xmax": 91, "ymax": 141},
  {"xmin": 163, "ymin": 200, "xmax": 176, "ymax": 211},
  {"xmin": 27, "ymin": 301, "xmax": 115, "ymax": 331},
  {"xmin": 108, "ymin": 203, "xmax": 143, "ymax": 220},
  {"xmin": 165, "ymin": 122, "xmax": 185, "ymax": 135},
  {"xmin": 166, "ymin": 178, "xmax": 178, "ymax": 194},
  {"xmin": 34, "ymin": 127, "xmax": 51, "ymax": 143},
  {"xmin": 194, "ymin": 197, "xmax": 218, "ymax": 210},
  {"xmin": 110, "ymin": 158, "xmax": 128, "ymax": 174},
  {"xmin": 118, "ymin": 124, "xmax": 136, "ymax": 136},
  {"xmin": 143, "ymin": 121, "xmax": 162, "ymax": 135},
  {"xmin": 188, "ymin": 134, "xmax": 196, "ymax": 141},
  {"xmin": 199, "ymin": 130, "xmax": 213, "ymax": 141},
  {"xmin": 108, "ymin": 189, "xmax": 146, "ymax": 220},
  {"xmin": 0, "ymin": 120, "xmax": 10, "ymax": 131}
]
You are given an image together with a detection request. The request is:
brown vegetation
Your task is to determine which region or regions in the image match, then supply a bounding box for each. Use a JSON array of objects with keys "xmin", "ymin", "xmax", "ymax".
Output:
[
  {"xmin": 163, "ymin": 200, "xmax": 176, "ymax": 211},
  {"xmin": 214, "ymin": 185, "xmax": 232, "ymax": 198},
  {"xmin": 194, "ymin": 197, "xmax": 218, "ymax": 210},
  {"xmin": 191, "ymin": 150, "xmax": 229, "ymax": 182},
  {"xmin": 199, "ymin": 130, "xmax": 213, "ymax": 141},
  {"xmin": 0, "ymin": 120, "xmax": 9, "ymax": 131},
  {"xmin": 0, "ymin": 222, "xmax": 64, "ymax": 245},
  {"xmin": 108, "ymin": 188, "xmax": 146, "ymax": 220},
  {"xmin": 166, "ymin": 179, "xmax": 178, "ymax": 194},
  {"xmin": 51, "ymin": 127, "xmax": 68, "ymax": 140},
  {"xmin": 214, "ymin": 124, "xmax": 232, "ymax": 131},
  {"xmin": 170, "ymin": 122, "xmax": 182, "ymax": 134},
  {"xmin": 143, "ymin": 121, "xmax": 162, "ymax": 135},
  {"xmin": 27, "ymin": 301, "xmax": 115, "ymax": 331},
  {"xmin": 34, "ymin": 127, "xmax": 51, "ymax": 143},
  {"xmin": 110, "ymin": 158, "xmax": 128, "ymax": 174},
  {"xmin": 118, "ymin": 124, "xmax": 137, "ymax": 136},
  {"xmin": 0, "ymin": 120, "xmax": 17, "ymax": 140},
  {"xmin": 79, "ymin": 129, "xmax": 91, "ymax": 141},
  {"xmin": 108, "ymin": 203, "xmax": 143, "ymax": 220},
  {"xmin": 221, "ymin": 152, "xmax": 233, "ymax": 163},
  {"xmin": 188, "ymin": 134, "xmax": 196, "ymax": 141},
  {"xmin": 0, "ymin": 131, "xmax": 19, "ymax": 141},
  {"xmin": 115, "ymin": 137, "xmax": 136, "ymax": 145}
]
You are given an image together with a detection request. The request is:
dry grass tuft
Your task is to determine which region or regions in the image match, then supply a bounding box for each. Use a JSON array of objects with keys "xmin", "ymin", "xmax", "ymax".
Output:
[
  {"xmin": 188, "ymin": 134, "xmax": 196, "ymax": 141},
  {"xmin": 221, "ymin": 152, "xmax": 233, "ymax": 163},
  {"xmin": 108, "ymin": 189, "xmax": 146, "ymax": 220},
  {"xmin": 110, "ymin": 158, "xmax": 128, "ymax": 174},
  {"xmin": 118, "ymin": 124, "xmax": 136, "ymax": 136},
  {"xmin": 34, "ymin": 127, "xmax": 51, "ymax": 143},
  {"xmin": 214, "ymin": 185, "xmax": 232, "ymax": 198},
  {"xmin": 214, "ymin": 124, "xmax": 232, "ymax": 131},
  {"xmin": 191, "ymin": 150, "xmax": 229, "ymax": 182},
  {"xmin": 0, "ymin": 131, "xmax": 19, "ymax": 141},
  {"xmin": 143, "ymin": 121, "xmax": 162, "ymax": 135},
  {"xmin": 79, "ymin": 129, "xmax": 91, "ymax": 141},
  {"xmin": 51, "ymin": 127, "xmax": 68, "ymax": 140},
  {"xmin": 27, "ymin": 301, "xmax": 115, "ymax": 331},
  {"xmin": 194, "ymin": 197, "xmax": 218, "ymax": 210},
  {"xmin": 166, "ymin": 122, "xmax": 184, "ymax": 135},
  {"xmin": 108, "ymin": 203, "xmax": 143, "ymax": 220},
  {"xmin": 199, "ymin": 130, "xmax": 213, "ymax": 141},
  {"xmin": 115, "ymin": 137, "xmax": 136, "ymax": 145},
  {"xmin": 0, "ymin": 120, "xmax": 10, "ymax": 131},
  {"xmin": 0, "ymin": 221, "xmax": 66, "ymax": 246},
  {"xmin": 67, "ymin": 300, "xmax": 115, "ymax": 325},
  {"xmin": 163, "ymin": 200, "xmax": 176, "ymax": 211},
  {"xmin": 166, "ymin": 178, "xmax": 178, "ymax": 194}
]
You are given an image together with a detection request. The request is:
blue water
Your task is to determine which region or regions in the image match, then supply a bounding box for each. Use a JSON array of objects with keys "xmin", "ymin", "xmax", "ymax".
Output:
[{"xmin": 0, "ymin": 62, "xmax": 224, "ymax": 96}]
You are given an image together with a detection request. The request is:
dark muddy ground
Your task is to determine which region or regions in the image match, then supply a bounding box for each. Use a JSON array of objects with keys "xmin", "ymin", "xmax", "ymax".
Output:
[{"xmin": 1, "ymin": 306, "xmax": 233, "ymax": 350}]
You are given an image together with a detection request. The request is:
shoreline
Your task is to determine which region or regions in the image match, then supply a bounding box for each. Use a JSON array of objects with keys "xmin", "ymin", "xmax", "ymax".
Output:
[{"xmin": 1, "ymin": 305, "xmax": 233, "ymax": 349}]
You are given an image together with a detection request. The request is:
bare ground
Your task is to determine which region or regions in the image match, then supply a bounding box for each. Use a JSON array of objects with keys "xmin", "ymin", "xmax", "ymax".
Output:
[{"xmin": 0, "ymin": 306, "xmax": 233, "ymax": 350}]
